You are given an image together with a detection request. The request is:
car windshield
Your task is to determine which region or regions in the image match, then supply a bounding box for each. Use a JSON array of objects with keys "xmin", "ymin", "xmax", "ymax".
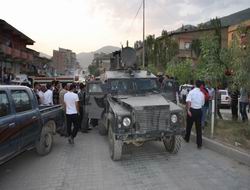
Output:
[{"xmin": 110, "ymin": 78, "xmax": 159, "ymax": 94}]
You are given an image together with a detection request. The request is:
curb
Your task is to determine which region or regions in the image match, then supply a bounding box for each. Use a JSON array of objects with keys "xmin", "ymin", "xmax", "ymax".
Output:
[{"xmin": 190, "ymin": 133, "xmax": 250, "ymax": 166}]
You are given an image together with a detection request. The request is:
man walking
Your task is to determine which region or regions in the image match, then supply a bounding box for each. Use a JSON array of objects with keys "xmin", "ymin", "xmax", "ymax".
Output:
[
  {"xmin": 239, "ymin": 88, "xmax": 249, "ymax": 122},
  {"xmin": 184, "ymin": 80, "xmax": 205, "ymax": 149},
  {"xmin": 64, "ymin": 84, "xmax": 80, "ymax": 144},
  {"xmin": 78, "ymin": 83, "xmax": 88, "ymax": 133}
]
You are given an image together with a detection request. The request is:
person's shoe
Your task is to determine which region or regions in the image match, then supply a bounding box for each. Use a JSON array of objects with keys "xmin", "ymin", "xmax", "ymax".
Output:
[
  {"xmin": 197, "ymin": 145, "xmax": 202, "ymax": 150},
  {"xmin": 71, "ymin": 137, "xmax": 74, "ymax": 144},
  {"xmin": 183, "ymin": 136, "xmax": 189, "ymax": 143},
  {"xmin": 68, "ymin": 137, "xmax": 72, "ymax": 144}
]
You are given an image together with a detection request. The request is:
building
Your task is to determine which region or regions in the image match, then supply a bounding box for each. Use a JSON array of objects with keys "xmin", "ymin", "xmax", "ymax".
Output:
[
  {"xmin": 167, "ymin": 25, "xmax": 228, "ymax": 61},
  {"xmin": 228, "ymin": 19, "xmax": 250, "ymax": 48},
  {"xmin": 0, "ymin": 19, "xmax": 35, "ymax": 83},
  {"xmin": 52, "ymin": 48, "xmax": 78, "ymax": 76},
  {"xmin": 92, "ymin": 52, "xmax": 112, "ymax": 73}
]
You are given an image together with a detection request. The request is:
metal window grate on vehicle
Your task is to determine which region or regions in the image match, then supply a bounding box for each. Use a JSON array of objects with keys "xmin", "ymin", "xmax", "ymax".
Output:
[{"xmin": 134, "ymin": 105, "xmax": 170, "ymax": 133}]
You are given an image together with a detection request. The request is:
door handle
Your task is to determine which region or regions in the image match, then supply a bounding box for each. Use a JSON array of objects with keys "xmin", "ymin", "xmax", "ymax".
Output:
[
  {"xmin": 32, "ymin": 116, "xmax": 37, "ymax": 120},
  {"xmin": 8, "ymin": 123, "xmax": 16, "ymax": 127}
]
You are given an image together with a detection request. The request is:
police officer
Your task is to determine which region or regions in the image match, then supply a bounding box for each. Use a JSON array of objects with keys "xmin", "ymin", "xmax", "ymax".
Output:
[{"xmin": 184, "ymin": 80, "xmax": 205, "ymax": 149}]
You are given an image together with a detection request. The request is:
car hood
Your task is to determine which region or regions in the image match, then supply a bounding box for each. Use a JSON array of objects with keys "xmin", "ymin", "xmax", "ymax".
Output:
[{"xmin": 114, "ymin": 94, "xmax": 170, "ymax": 108}]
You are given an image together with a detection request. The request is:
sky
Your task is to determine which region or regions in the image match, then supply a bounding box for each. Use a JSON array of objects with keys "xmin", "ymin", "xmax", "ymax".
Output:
[{"xmin": 1, "ymin": 0, "xmax": 250, "ymax": 55}]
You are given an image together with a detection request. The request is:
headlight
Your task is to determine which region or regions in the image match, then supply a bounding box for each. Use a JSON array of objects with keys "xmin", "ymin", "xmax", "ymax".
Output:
[
  {"xmin": 122, "ymin": 117, "xmax": 131, "ymax": 127},
  {"xmin": 171, "ymin": 114, "xmax": 178, "ymax": 123}
]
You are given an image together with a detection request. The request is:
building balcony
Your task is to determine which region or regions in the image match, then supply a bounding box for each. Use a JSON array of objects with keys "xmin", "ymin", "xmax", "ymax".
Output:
[
  {"xmin": 177, "ymin": 49, "xmax": 197, "ymax": 59},
  {"xmin": 0, "ymin": 44, "xmax": 34, "ymax": 62},
  {"xmin": 12, "ymin": 48, "xmax": 21, "ymax": 58},
  {"xmin": 0, "ymin": 44, "xmax": 12, "ymax": 56},
  {"xmin": 27, "ymin": 53, "xmax": 33, "ymax": 62},
  {"xmin": 21, "ymin": 51, "xmax": 28, "ymax": 59}
]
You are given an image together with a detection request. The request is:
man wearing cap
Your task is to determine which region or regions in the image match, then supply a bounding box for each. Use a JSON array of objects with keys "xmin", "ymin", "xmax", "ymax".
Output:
[{"xmin": 184, "ymin": 80, "xmax": 205, "ymax": 149}]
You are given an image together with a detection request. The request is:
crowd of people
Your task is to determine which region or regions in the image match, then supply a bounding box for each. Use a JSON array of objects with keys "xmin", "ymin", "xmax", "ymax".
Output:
[
  {"xmin": 33, "ymin": 80, "xmax": 90, "ymax": 144},
  {"xmin": 183, "ymin": 80, "xmax": 249, "ymax": 150}
]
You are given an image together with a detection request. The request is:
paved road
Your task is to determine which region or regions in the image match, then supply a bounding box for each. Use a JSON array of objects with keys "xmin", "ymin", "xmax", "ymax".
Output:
[{"xmin": 0, "ymin": 129, "xmax": 250, "ymax": 190}]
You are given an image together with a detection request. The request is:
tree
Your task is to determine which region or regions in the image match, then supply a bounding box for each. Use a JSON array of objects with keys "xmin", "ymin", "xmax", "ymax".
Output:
[
  {"xmin": 166, "ymin": 58, "xmax": 194, "ymax": 84},
  {"xmin": 191, "ymin": 39, "xmax": 201, "ymax": 57},
  {"xmin": 195, "ymin": 34, "xmax": 226, "ymax": 86},
  {"xmin": 88, "ymin": 64, "xmax": 100, "ymax": 76},
  {"xmin": 224, "ymin": 27, "xmax": 250, "ymax": 91}
]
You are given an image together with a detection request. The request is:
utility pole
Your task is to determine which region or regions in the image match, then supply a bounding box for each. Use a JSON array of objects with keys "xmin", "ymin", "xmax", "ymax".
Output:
[{"xmin": 142, "ymin": 0, "xmax": 145, "ymax": 68}]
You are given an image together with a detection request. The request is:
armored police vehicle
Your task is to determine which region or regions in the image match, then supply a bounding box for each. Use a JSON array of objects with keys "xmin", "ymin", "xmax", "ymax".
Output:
[{"xmin": 85, "ymin": 47, "xmax": 185, "ymax": 161}]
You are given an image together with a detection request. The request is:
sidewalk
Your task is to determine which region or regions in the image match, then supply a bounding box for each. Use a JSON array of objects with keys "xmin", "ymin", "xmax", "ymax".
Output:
[{"xmin": 190, "ymin": 108, "xmax": 250, "ymax": 166}]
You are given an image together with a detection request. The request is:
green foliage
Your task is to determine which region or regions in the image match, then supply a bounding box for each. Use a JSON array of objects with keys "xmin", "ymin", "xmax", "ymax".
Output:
[
  {"xmin": 88, "ymin": 64, "xmax": 100, "ymax": 76},
  {"xmin": 191, "ymin": 39, "xmax": 201, "ymax": 57},
  {"xmin": 225, "ymin": 29, "xmax": 250, "ymax": 91},
  {"xmin": 144, "ymin": 32, "xmax": 178, "ymax": 71},
  {"xmin": 166, "ymin": 58, "xmax": 194, "ymax": 84},
  {"xmin": 196, "ymin": 34, "xmax": 226, "ymax": 86}
]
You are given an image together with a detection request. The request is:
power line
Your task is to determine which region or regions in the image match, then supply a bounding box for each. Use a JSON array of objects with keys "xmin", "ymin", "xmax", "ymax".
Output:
[{"xmin": 126, "ymin": 0, "xmax": 143, "ymax": 39}]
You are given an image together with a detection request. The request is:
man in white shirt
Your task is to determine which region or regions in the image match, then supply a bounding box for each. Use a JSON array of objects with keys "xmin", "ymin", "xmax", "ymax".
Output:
[
  {"xmin": 64, "ymin": 84, "xmax": 80, "ymax": 144},
  {"xmin": 184, "ymin": 80, "xmax": 205, "ymax": 149},
  {"xmin": 43, "ymin": 83, "xmax": 53, "ymax": 106}
]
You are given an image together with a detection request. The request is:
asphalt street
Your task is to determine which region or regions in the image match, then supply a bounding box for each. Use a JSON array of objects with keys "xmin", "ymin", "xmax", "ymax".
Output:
[{"xmin": 0, "ymin": 129, "xmax": 249, "ymax": 190}]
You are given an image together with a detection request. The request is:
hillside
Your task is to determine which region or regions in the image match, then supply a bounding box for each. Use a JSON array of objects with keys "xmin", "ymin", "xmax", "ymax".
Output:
[{"xmin": 77, "ymin": 45, "xmax": 120, "ymax": 70}]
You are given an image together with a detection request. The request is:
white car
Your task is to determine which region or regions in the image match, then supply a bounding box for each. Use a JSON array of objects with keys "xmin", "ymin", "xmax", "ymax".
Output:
[{"xmin": 219, "ymin": 89, "xmax": 231, "ymax": 108}]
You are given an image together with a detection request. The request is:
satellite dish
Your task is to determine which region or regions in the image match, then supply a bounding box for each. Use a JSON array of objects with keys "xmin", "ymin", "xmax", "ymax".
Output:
[{"xmin": 121, "ymin": 47, "xmax": 137, "ymax": 68}]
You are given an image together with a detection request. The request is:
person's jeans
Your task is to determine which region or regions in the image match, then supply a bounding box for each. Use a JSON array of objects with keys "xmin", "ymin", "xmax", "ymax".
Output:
[
  {"xmin": 240, "ymin": 102, "xmax": 248, "ymax": 121},
  {"xmin": 201, "ymin": 106, "xmax": 208, "ymax": 129},
  {"xmin": 66, "ymin": 114, "xmax": 79, "ymax": 138}
]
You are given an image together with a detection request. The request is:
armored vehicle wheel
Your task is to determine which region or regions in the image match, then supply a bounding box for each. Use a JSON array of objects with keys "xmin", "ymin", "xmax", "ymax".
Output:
[
  {"xmin": 36, "ymin": 125, "xmax": 53, "ymax": 156},
  {"xmin": 163, "ymin": 135, "xmax": 182, "ymax": 154},
  {"xmin": 98, "ymin": 121, "xmax": 108, "ymax": 136},
  {"xmin": 108, "ymin": 126, "xmax": 122, "ymax": 161}
]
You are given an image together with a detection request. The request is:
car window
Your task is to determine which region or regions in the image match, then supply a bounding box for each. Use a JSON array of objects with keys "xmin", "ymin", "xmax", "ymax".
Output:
[
  {"xmin": 220, "ymin": 91, "xmax": 227, "ymax": 95},
  {"xmin": 11, "ymin": 90, "xmax": 32, "ymax": 113},
  {"xmin": 0, "ymin": 91, "xmax": 10, "ymax": 117},
  {"xmin": 88, "ymin": 83, "xmax": 103, "ymax": 93},
  {"xmin": 163, "ymin": 81, "xmax": 175, "ymax": 92}
]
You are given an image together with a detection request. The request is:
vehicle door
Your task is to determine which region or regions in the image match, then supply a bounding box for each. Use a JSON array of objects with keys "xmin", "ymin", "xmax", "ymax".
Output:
[
  {"xmin": 86, "ymin": 81, "xmax": 106, "ymax": 119},
  {"xmin": 0, "ymin": 90, "xmax": 18, "ymax": 161},
  {"xmin": 161, "ymin": 80, "xmax": 178, "ymax": 103},
  {"xmin": 11, "ymin": 89, "xmax": 39, "ymax": 149}
]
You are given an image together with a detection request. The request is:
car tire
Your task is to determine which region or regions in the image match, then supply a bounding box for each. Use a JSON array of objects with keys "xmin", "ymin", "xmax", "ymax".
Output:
[
  {"xmin": 35, "ymin": 125, "xmax": 53, "ymax": 156},
  {"xmin": 98, "ymin": 121, "xmax": 108, "ymax": 136},
  {"xmin": 163, "ymin": 135, "xmax": 182, "ymax": 154},
  {"xmin": 108, "ymin": 126, "xmax": 122, "ymax": 161}
]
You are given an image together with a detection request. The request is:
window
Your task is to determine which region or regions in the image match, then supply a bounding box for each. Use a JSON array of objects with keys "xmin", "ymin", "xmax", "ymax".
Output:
[
  {"xmin": 11, "ymin": 90, "xmax": 32, "ymax": 113},
  {"xmin": 184, "ymin": 42, "xmax": 191, "ymax": 49},
  {"xmin": 88, "ymin": 83, "xmax": 103, "ymax": 93},
  {"xmin": 0, "ymin": 91, "xmax": 10, "ymax": 117}
]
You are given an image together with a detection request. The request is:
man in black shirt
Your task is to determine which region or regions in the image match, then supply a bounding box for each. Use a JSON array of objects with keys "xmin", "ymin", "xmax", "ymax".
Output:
[
  {"xmin": 231, "ymin": 89, "xmax": 239, "ymax": 120},
  {"xmin": 78, "ymin": 83, "xmax": 88, "ymax": 133}
]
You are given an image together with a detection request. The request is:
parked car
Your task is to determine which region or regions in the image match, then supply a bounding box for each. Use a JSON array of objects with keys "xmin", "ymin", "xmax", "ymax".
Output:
[
  {"xmin": 0, "ymin": 85, "xmax": 64, "ymax": 165},
  {"xmin": 178, "ymin": 84, "xmax": 194, "ymax": 104},
  {"xmin": 219, "ymin": 89, "xmax": 231, "ymax": 108}
]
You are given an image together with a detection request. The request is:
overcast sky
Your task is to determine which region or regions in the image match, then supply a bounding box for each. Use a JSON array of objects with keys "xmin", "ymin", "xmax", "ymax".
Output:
[{"xmin": 1, "ymin": 0, "xmax": 250, "ymax": 55}]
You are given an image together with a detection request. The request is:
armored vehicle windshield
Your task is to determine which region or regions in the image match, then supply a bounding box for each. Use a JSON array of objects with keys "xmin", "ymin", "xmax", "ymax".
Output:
[{"xmin": 109, "ymin": 78, "xmax": 159, "ymax": 94}]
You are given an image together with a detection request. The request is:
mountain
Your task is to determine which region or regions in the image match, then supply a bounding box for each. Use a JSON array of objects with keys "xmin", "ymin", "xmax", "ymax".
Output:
[
  {"xmin": 39, "ymin": 52, "xmax": 52, "ymax": 59},
  {"xmin": 205, "ymin": 8, "xmax": 250, "ymax": 27},
  {"xmin": 77, "ymin": 45, "xmax": 120, "ymax": 70}
]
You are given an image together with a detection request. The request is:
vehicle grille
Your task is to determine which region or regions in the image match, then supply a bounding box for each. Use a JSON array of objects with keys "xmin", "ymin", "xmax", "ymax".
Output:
[{"xmin": 134, "ymin": 105, "xmax": 170, "ymax": 132}]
